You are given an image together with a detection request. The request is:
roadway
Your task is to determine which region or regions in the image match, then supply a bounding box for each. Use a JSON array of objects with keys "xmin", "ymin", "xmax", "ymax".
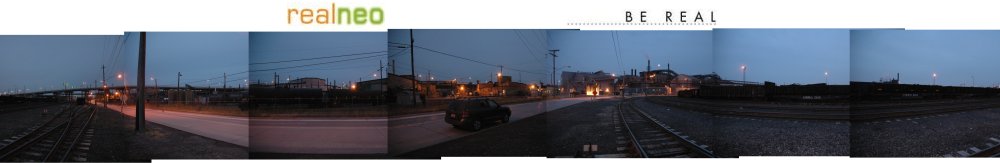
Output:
[
  {"xmin": 97, "ymin": 102, "xmax": 249, "ymax": 147},
  {"xmin": 95, "ymin": 102, "xmax": 388, "ymax": 155},
  {"xmin": 93, "ymin": 96, "xmax": 607, "ymax": 155},
  {"xmin": 249, "ymin": 117, "xmax": 387, "ymax": 154},
  {"xmin": 388, "ymin": 96, "xmax": 611, "ymax": 155}
]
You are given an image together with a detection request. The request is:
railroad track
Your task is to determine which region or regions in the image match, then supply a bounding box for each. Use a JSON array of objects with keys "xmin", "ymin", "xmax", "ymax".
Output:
[
  {"xmin": 970, "ymin": 144, "xmax": 1000, "ymax": 157},
  {"xmin": 942, "ymin": 136, "xmax": 1000, "ymax": 157},
  {"xmin": 0, "ymin": 103, "xmax": 60, "ymax": 114},
  {"xmin": 617, "ymin": 98, "xmax": 715, "ymax": 158},
  {"xmin": 0, "ymin": 104, "xmax": 97, "ymax": 162},
  {"xmin": 852, "ymin": 99, "xmax": 1000, "ymax": 121},
  {"xmin": 646, "ymin": 97, "xmax": 849, "ymax": 120}
]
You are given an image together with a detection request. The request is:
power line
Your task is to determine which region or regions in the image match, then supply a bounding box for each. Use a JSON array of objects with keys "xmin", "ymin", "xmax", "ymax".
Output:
[
  {"xmin": 414, "ymin": 45, "xmax": 496, "ymax": 67},
  {"xmin": 250, "ymin": 50, "xmax": 386, "ymax": 65},
  {"xmin": 387, "ymin": 46, "xmax": 410, "ymax": 58},
  {"xmin": 107, "ymin": 33, "xmax": 129, "ymax": 81},
  {"xmin": 250, "ymin": 53, "xmax": 387, "ymax": 73},
  {"xmin": 181, "ymin": 71, "xmax": 249, "ymax": 85},
  {"xmin": 414, "ymin": 45, "xmax": 548, "ymax": 75},
  {"xmin": 612, "ymin": 31, "xmax": 624, "ymax": 73},
  {"xmin": 513, "ymin": 30, "xmax": 546, "ymax": 65}
]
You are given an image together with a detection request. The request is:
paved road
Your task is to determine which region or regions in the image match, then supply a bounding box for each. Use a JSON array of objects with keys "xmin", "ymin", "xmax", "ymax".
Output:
[
  {"xmin": 388, "ymin": 96, "xmax": 612, "ymax": 155},
  {"xmin": 99, "ymin": 103, "xmax": 249, "ymax": 147},
  {"xmin": 250, "ymin": 117, "xmax": 387, "ymax": 154},
  {"xmin": 97, "ymin": 103, "xmax": 388, "ymax": 155}
]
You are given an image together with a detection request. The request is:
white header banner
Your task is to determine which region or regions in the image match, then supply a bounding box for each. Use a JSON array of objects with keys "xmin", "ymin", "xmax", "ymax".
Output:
[{"xmin": 0, "ymin": 0, "xmax": 997, "ymax": 33}]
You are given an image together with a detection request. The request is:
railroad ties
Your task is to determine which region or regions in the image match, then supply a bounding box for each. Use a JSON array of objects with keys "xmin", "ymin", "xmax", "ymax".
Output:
[
  {"xmin": 0, "ymin": 104, "xmax": 97, "ymax": 162},
  {"xmin": 617, "ymin": 98, "xmax": 715, "ymax": 158},
  {"xmin": 944, "ymin": 136, "xmax": 1000, "ymax": 157}
]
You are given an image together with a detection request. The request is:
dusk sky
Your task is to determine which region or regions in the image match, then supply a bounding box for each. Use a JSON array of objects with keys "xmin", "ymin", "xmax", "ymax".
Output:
[
  {"xmin": 852, "ymin": 30, "xmax": 1000, "ymax": 87},
  {"xmin": 121, "ymin": 32, "xmax": 249, "ymax": 88},
  {"xmin": 714, "ymin": 29, "xmax": 851, "ymax": 85},
  {"xmin": 6, "ymin": 30, "xmax": 997, "ymax": 94},
  {"xmin": 249, "ymin": 32, "xmax": 386, "ymax": 88},
  {"xmin": 0, "ymin": 35, "xmax": 117, "ymax": 93},
  {"xmin": 387, "ymin": 30, "xmax": 550, "ymax": 85},
  {"xmin": 548, "ymin": 30, "xmax": 714, "ymax": 81}
]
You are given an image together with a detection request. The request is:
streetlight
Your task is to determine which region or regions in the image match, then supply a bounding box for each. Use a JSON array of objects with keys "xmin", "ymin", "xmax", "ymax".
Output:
[
  {"xmin": 824, "ymin": 71, "xmax": 829, "ymax": 84},
  {"xmin": 117, "ymin": 73, "xmax": 128, "ymax": 116},
  {"xmin": 932, "ymin": 72, "xmax": 938, "ymax": 85},
  {"xmin": 740, "ymin": 64, "xmax": 748, "ymax": 83}
]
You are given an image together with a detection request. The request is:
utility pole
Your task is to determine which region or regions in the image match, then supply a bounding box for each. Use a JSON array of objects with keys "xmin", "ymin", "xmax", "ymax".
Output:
[
  {"xmin": 410, "ymin": 29, "xmax": 417, "ymax": 105},
  {"xmin": 499, "ymin": 65, "xmax": 504, "ymax": 96},
  {"xmin": 548, "ymin": 49, "xmax": 559, "ymax": 93},
  {"xmin": 137, "ymin": 32, "xmax": 146, "ymax": 132},
  {"xmin": 273, "ymin": 72, "xmax": 279, "ymax": 87},
  {"xmin": 177, "ymin": 72, "xmax": 182, "ymax": 88},
  {"xmin": 102, "ymin": 65, "xmax": 107, "ymax": 108},
  {"xmin": 223, "ymin": 73, "xmax": 227, "ymax": 89}
]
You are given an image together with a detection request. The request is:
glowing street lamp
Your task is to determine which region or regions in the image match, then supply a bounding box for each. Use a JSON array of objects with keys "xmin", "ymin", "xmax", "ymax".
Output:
[
  {"xmin": 116, "ymin": 73, "xmax": 128, "ymax": 113},
  {"xmin": 824, "ymin": 71, "xmax": 829, "ymax": 84},
  {"xmin": 740, "ymin": 64, "xmax": 748, "ymax": 82},
  {"xmin": 932, "ymin": 72, "xmax": 938, "ymax": 85}
]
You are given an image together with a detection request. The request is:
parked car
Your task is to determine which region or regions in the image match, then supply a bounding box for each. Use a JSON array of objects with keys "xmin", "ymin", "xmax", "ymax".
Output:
[{"xmin": 444, "ymin": 98, "xmax": 511, "ymax": 131}]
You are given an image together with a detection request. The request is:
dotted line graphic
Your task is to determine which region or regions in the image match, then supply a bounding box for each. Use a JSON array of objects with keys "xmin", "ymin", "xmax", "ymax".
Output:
[{"xmin": 567, "ymin": 22, "xmax": 718, "ymax": 26}]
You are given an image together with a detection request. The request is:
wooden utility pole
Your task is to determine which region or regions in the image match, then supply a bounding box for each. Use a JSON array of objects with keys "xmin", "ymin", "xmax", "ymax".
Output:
[
  {"xmin": 102, "ymin": 65, "xmax": 107, "ymax": 108},
  {"xmin": 410, "ymin": 29, "xmax": 417, "ymax": 105},
  {"xmin": 137, "ymin": 32, "xmax": 147, "ymax": 132},
  {"xmin": 548, "ymin": 49, "xmax": 559, "ymax": 93}
]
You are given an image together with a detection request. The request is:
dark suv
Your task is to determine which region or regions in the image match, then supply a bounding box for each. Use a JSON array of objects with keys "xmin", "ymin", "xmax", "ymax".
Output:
[{"xmin": 444, "ymin": 98, "xmax": 512, "ymax": 131}]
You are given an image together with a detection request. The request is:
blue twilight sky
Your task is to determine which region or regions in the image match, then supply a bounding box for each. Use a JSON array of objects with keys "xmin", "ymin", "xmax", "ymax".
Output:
[
  {"xmin": 387, "ymin": 29, "xmax": 550, "ymax": 85},
  {"xmin": 0, "ymin": 35, "xmax": 118, "ymax": 93},
  {"xmin": 548, "ymin": 30, "xmax": 714, "ymax": 82},
  {"xmin": 249, "ymin": 32, "xmax": 386, "ymax": 87},
  {"xmin": 852, "ymin": 30, "xmax": 1000, "ymax": 87},
  {"xmin": 714, "ymin": 29, "xmax": 851, "ymax": 85},
  {"xmin": 120, "ymin": 32, "xmax": 249, "ymax": 88}
]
